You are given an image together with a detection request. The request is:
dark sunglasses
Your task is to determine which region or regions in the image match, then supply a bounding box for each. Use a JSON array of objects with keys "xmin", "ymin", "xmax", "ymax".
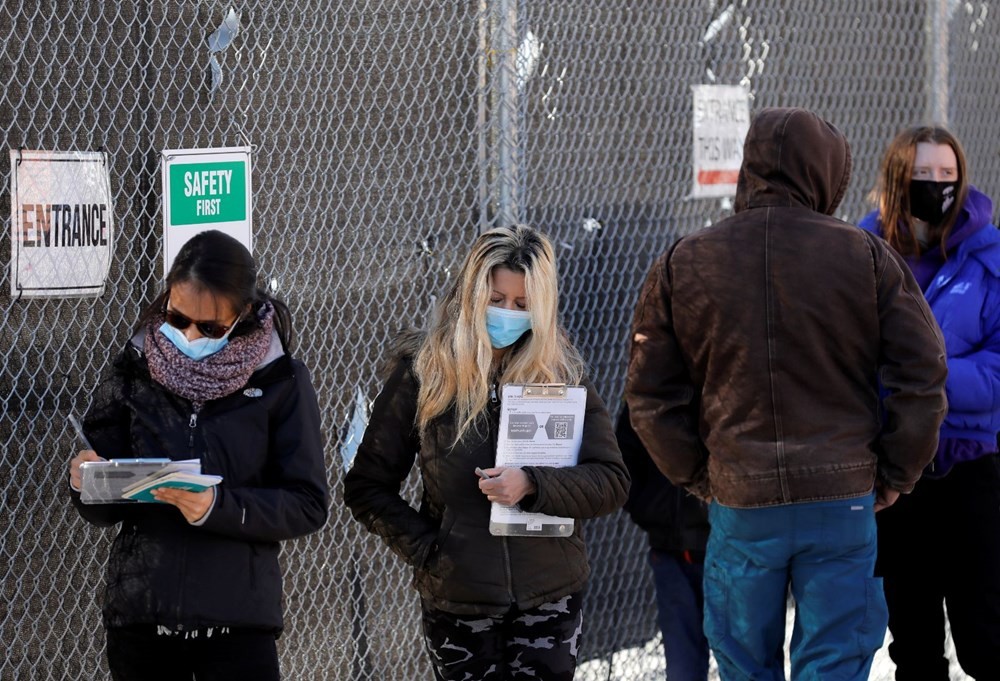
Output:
[{"xmin": 163, "ymin": 308, "xmax": 240, "ymax": 339}]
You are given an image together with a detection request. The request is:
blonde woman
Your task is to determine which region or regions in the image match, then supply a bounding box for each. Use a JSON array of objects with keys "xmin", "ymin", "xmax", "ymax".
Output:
[{"xmin": 344, "ymin": 225, "xmax": 629, "ymax": 680}]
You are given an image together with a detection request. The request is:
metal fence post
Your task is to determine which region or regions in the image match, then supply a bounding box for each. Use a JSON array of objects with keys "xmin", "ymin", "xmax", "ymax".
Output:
[
  {"xmin": 925, "ymin": 0, "xmax": 950, "ymax": 125},
  {"xmin": 496, "ymin": 0, "xmax": 523, "ymax": 228},
  {"xmin": 480, "ymin": 0, "xmax": 524, "ymax": 230}
]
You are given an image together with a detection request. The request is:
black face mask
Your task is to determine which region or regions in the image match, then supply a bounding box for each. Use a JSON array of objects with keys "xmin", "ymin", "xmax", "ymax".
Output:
[{"xmin": 909, "ymin": 179, "xmax": 958, "ymax": 225}]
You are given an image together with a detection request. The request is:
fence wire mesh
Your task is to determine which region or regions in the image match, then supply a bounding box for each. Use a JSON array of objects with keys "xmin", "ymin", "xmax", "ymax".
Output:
[{"xmin": 1, "ymin": 1, "xmax": 997, "ymax": 679}]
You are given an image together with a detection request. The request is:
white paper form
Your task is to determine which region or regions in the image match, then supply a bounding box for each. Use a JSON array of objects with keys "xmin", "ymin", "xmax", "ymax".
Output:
[{"xmin": 489, "ymin": 384, "xmax": 586, "ymax": 537}]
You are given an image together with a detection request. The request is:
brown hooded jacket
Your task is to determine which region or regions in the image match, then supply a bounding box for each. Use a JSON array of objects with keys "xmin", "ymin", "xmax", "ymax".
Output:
[{"xmin": 626, "ymin": 107, "xmax": 948, "ymax": 507}]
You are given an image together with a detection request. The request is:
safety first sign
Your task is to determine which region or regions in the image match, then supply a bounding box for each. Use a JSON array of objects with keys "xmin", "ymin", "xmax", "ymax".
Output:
[
  {"xmin": 161, "ymin": 146, "xmax": 252, "ymax": 274},
  {"xmin": 692, "ymin": 85, "xmax": 750, "ymax": 198},
  {"xmin": 10, "ymin": 150, "xmax": 114, "ymax": 298}
]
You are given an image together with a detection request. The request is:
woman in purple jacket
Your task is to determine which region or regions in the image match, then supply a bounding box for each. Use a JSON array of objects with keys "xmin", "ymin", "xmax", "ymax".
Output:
[{"xmin": 860, "ymin": 126, "xmax": 1000, "ymax": 679}]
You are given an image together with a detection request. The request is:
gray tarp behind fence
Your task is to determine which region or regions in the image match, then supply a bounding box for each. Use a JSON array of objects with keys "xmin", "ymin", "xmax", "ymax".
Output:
[{"xmin": 2, "ymin": 2, "xmax": 996, "ymax": 679}]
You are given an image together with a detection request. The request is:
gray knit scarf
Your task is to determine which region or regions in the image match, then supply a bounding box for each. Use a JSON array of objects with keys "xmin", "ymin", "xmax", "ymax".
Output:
[{"xmin": 144, "ymin": 302, "xmax": 275, "ymax": 407}]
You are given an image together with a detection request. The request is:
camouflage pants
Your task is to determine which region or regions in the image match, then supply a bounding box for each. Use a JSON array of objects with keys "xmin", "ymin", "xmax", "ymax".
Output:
[{"xmin": 421, "ymin": 592, "xmax": 583, "ymax": 680}]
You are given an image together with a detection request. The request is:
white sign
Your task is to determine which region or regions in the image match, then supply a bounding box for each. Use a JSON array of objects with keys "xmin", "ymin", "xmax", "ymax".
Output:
[
  {"xmin": 161, "ymin": 146, "xmax": 252, "ymax": 275},
  {"xmin": 692, "ymin": 84, "xmax": 750, "ymax": 198},
  {"xmin": 10, "ymin": 150, "xmax": 114, "ymax": 298}
]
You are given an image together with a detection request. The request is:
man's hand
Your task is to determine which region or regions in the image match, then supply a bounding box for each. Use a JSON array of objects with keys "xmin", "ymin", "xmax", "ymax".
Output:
[{"xmin": 874, "ymin": 481, "xmax": 901, "ymax": 512}]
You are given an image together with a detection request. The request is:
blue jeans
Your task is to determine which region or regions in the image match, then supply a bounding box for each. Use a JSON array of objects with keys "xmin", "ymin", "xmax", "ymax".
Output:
[
  {"xmin": 648, "ymin": 549, "xmax": 710, "ymax": 680},
  {"xmin": 704, "ymin": 495, "xmax": 887, "ymax": 681}
]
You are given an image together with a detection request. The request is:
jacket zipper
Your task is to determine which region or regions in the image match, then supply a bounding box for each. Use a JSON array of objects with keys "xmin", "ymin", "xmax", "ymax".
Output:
[
  {"xmin": 175, "ymin": 538, "xmax": 188, "ymax": 630},
  {"xmin": 501, "ymin": 537, "xmax": 515, "ymax": 604},
  {"xmin": 188, "ymin": 406, "xmax": 209, "ymax": 468},
  {"xmin": 489, "ymin": 383, "xmax": 515, "ymax": 604},
  {"xmin": 188, "ymin": 410, "xmax": 198, "ymax": 449},
  {"xmin": 173, "ymin": 407, "xmax": 203, "ymax": 630}
]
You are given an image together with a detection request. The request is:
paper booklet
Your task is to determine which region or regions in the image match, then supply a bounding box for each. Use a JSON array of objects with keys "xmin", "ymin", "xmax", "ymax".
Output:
[{"xmin": 121, "ymin": 471, "xmax": 223, "ymax": 502}]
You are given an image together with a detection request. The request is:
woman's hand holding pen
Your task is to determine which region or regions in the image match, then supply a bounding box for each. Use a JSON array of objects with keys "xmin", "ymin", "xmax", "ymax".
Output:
[
  {"xmin": 69, "ymin": 450, "xmax": 105, "ymax": 492},
  {"xmin": 153, "ymin": 487, "xmax": 215, "ymax": 524},
  {"xmin": 68, "ymin": 413, "xmax": 105, "ymax": 492},
  {"xmin": 477, "ymin": 467, "xmax": 536, "ymax": 507}
]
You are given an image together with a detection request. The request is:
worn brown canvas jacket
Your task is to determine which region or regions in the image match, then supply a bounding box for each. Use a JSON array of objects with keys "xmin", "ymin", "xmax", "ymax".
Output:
[{"xmin": 626, "ymin": 107, "xmax": 948, "ymax": 508}]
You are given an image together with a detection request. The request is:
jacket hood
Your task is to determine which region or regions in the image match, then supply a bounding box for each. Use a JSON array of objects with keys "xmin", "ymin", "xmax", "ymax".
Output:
[
  {"xmin": 957, "ymin": 185, "xmax": 995, "ymax": 236},
  {"xmin": 734, "ymin": 107, "xmax": 852, "ymax": 215}
]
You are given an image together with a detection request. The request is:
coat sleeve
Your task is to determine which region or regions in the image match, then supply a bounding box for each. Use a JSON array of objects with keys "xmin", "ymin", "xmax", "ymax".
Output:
[
  {"xmin": 518, "ymin": 377, "xmax": 630, "ymax": 519},
  {"xmin": 201, "ymin": 361, "xmax": 330, "ymax": 542},
  {"xmin": 342, "ymin": 358, "xmax": 438, "ymax": 568},
  {"xmin": 624, "ymin": 250, "xmax": 711, "ymax": 499},
  {"xmin": 945, "ymin": 352, "xmax": 1000, "ymax": 415},
  {"xmin": 941, "ymin": 281, "xmax": 1000, "ymax": 416},
  {"xmin": 69, "ymin": 350, "xmax": 135, "ymax": 527},
  {"xmin": 872, "ymin": 240, "xmax": 950, "ymax": 492}
]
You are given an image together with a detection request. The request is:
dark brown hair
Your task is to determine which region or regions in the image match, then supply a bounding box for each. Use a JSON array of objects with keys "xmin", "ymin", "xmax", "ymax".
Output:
[{"xmin": 138, "ymin": 230, "xmax": 294, "ymax": 350}]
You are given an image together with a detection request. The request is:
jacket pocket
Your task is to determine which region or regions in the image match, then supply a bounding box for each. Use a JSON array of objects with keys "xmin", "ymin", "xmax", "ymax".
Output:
[
  {"xmin": 418, "ymin": 509, "xmax": 455, "ymax": 571},
  {"xmin": 855, "ymin": 577, "xmax": 889, "ymax": 657}
]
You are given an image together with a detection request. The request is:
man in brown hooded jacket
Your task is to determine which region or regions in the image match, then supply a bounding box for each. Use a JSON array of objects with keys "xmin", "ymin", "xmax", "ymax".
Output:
[{"xmin": 626, "ymin": 107, "xmax": 948, "ymax": 680}]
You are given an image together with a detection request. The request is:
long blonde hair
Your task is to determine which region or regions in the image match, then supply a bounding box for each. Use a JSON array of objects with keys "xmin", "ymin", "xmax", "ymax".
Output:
[{"xmin": 414, "ymin": 225, "xmax": 584, "ymax": 444}]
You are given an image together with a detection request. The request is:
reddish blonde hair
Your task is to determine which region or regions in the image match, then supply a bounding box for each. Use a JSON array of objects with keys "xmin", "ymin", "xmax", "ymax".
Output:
[{"xmin": 872, "ymin": 125, "xmax": 968, "ymax": 257}]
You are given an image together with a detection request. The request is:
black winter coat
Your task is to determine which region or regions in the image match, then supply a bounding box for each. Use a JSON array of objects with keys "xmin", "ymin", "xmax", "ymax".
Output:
[
  {"xmin": 70, "ymin": 337, "xmax": 329, "ymax": 633},
  {"xmin": 616, "ymin": 405, "xmax": 708, "ymax": 555},
  {"xmin": 343, "ymin": 357, "xmax": 630, "ymax": 616}
]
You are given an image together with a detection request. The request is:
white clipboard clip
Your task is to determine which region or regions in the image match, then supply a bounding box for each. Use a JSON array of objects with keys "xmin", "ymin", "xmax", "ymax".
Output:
[{"xmin": 520, "ymin": 383, "xmax": 567, "ymax": 398}]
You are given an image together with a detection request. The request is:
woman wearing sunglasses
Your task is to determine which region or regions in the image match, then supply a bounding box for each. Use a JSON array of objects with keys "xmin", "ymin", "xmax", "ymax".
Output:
[{"xmin": 68, "ymin": 230, "xmax": 329, "ymax": 680}]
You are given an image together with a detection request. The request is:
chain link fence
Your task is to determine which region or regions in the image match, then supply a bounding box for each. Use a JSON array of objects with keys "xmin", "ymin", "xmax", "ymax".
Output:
[{"xmin": 1, "ymin": 1, "xmax": 996, "ymax": 679}]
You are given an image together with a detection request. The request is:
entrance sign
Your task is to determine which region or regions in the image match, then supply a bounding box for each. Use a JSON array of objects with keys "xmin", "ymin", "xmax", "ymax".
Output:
[
  {"xmin": 692, "ymin": 85, "xmax": 750, "ymax": 198},
  {"xmin": 161, "ymin": 146, "xmax": 252, "ymax": 274},
  {"xmin": 10, "ymin": 150, "xmax": 114, "ymax": 298}
]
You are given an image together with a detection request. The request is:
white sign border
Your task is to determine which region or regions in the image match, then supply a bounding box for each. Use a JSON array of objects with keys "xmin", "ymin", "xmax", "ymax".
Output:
[
  {"xmin": 10, "ymin": 149, "xmax": 115, "ymax": 298},
  {"xmin": 160, "ymin": 146, "xmax": 253, "ymax": 277}
]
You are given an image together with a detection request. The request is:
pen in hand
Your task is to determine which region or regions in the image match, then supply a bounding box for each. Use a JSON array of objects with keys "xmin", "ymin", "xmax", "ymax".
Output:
[
  {"xmin": 68, "ymin": 413, "xmax": 95, "ymax": 451},
  {"xmin": 68, "ymin": 413, "xmax": 104, "ymax": 492},
  {"xmin": 475, "ymin": 467, "xmax": 493, "ymax": 480}
]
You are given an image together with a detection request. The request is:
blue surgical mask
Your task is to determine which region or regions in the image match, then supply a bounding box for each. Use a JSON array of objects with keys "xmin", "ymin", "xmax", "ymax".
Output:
[
  {"xmin": 486, "ymin": 306, "xmax": 532, "ymax": 349},
  {"xmin": 158, "ymin": 320, "xmax": 236, "ymax": 361}
]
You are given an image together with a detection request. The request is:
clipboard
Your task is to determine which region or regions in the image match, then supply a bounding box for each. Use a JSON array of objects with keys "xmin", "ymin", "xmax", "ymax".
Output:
[
  {"xmin": 78, "ymin": 458, "xmax": 172, "ymax": 504},
  {"xmin": 489, "ymin": 383, "xmax": 586, "ymax": 537}
]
